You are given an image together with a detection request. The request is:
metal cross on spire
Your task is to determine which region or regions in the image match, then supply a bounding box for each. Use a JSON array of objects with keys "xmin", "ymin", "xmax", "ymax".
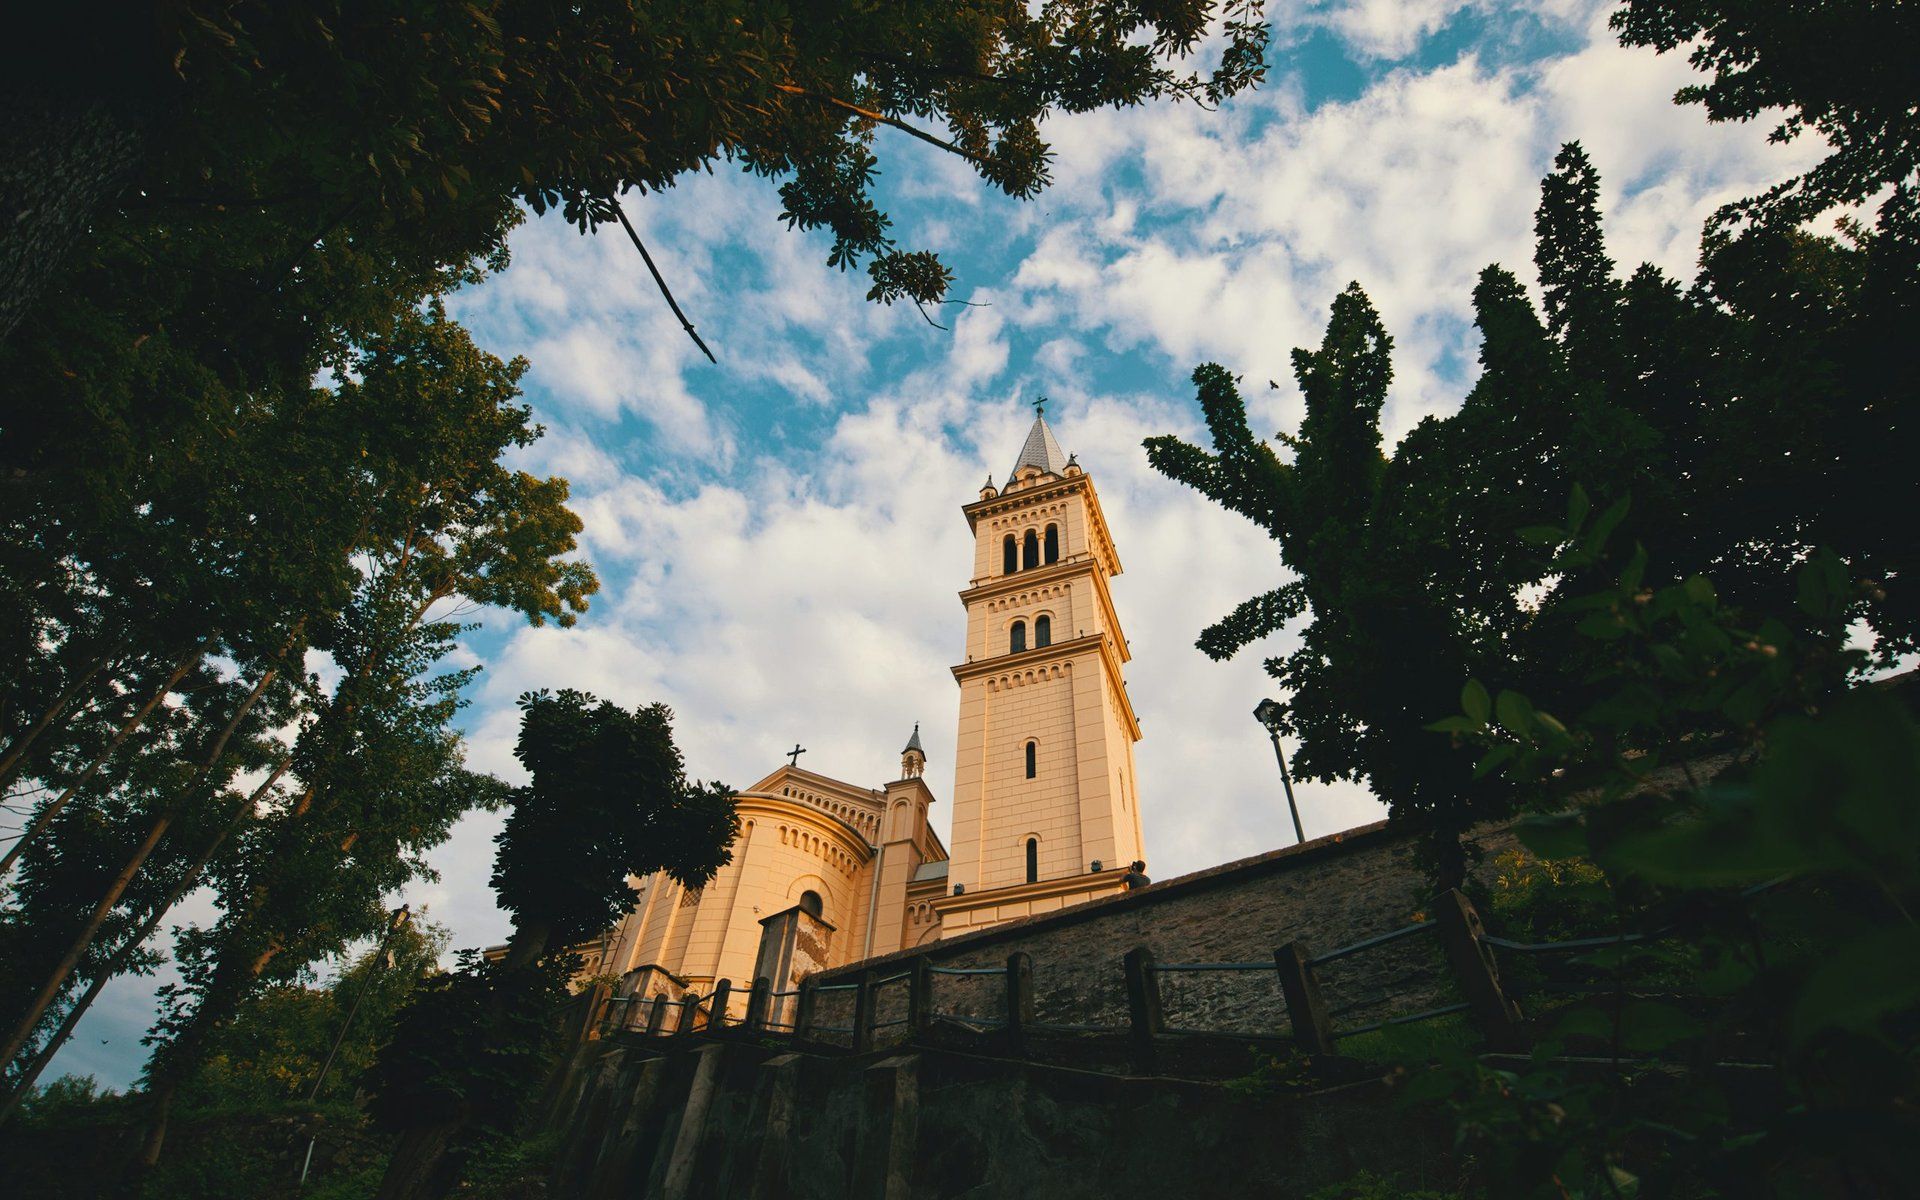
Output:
[
  {"xmin": 786, "ymin": 743, "xmax": 807, "ymax": 767},
  {"xmin": 1033, "ymin": 396, "xmax": 1047, "ymax": 417}
]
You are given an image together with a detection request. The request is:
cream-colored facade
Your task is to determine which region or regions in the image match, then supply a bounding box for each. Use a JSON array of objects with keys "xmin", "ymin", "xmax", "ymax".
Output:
[{"xmin": 592, "ymin": 412, "xmax": 1146, "ymax": 1012}]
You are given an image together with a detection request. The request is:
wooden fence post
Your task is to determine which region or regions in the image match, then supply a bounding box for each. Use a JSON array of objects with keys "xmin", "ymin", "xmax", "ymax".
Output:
[
  {"xmin": 794, "ymin": 978, "xmax": 818, "ymax": 1040},
  {"xmin": 745, "ymin": 976, "xmax": 771, "ymax": 1033},
  {"xmin": 907, "ymin": 956, "xmax": 933, "ymax": 1037},
  {"xmin": 1122, "ymin": 946, "xmax": 1162, "ymax": 1073},
  {"xmin": 852, "ymin": 969, "xmax": 878, "ymax": 1053},
  {"xmin": 677, "ymin": 993, "xmax": 700, "ymax": 1035},
  {"xmin": 1434, "ymin": 889, "xmax": 1528, "ymax": 1053},
  {"xmin": 1005, "ymin": 952, "xmax": 1033, "ymax": 1054},
  {"xmin": 708, "ymin": 979, "xmax": 733, "ymax": 1031},
  {"xmin": 645, "ymin": 995, "xmax": 668, "ymax": 1036},
  {"xmin": 1273, "ymin": 942, "xmax": 1336, "ymax": 1055}
]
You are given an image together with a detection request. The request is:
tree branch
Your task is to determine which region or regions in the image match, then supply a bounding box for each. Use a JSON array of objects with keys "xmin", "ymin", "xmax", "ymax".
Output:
[
  {"xmin": 611, "ymin": 201, "xmax": 716, "ymax": 365},
  {"xmin": 774, "ymin": 83, "xmax": 991, "ymax": 169}
]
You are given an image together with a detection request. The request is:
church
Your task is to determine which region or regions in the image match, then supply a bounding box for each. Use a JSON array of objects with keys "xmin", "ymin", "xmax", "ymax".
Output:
[{"xmin": 584, "ymin": 410, "xmax": 1148, "ymax": 1016}]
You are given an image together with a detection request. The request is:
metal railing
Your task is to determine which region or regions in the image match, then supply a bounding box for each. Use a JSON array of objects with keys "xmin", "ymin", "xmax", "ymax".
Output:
[{"xmin": 588, "ymin": 887, "xmax": 1666, "ymax": 1063}]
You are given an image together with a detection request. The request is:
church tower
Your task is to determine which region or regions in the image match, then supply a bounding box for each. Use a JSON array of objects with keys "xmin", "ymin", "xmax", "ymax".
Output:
[{"xmin": 934, "ymin": 407, "xmax": 1146, "ymax": 935}]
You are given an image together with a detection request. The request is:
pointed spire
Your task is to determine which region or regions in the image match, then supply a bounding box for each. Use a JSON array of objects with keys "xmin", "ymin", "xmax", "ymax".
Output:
[
  {"xmin": 900, "ymin": 722, "xmax": 926, "ymax": 780},
  {"xmin": 1007, "ymin": 403, "xmax": 1069, "ymax": 485}
]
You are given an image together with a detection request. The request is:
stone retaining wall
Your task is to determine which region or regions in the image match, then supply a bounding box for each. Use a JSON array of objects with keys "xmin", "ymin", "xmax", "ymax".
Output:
[{"xmin": 815, "ymin": 821, "xmax": 1521, "ymax": 1040}]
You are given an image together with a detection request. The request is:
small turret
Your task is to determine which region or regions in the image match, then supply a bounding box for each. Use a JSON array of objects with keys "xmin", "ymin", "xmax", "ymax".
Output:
[{"xmin": 900, "ymin": 723, "xmax": 926, "ymax": 779}]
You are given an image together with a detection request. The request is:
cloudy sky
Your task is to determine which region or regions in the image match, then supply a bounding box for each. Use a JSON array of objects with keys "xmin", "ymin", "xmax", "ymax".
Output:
[{"xmin": 56, "ymin": 0, "xmax": 1822, "ymax": 1088}]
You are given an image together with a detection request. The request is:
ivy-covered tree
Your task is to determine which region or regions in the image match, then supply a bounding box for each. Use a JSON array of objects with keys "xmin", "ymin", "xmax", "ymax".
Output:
[{"xmin": 367, "ymin": 691, "xmax": 734, "ymax": 1200}]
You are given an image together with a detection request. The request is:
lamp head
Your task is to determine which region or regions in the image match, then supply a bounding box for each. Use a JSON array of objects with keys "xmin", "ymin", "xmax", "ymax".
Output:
[{"xmin": 1253, "ymin": 698, "xmax": 1285, "ymax": 730}]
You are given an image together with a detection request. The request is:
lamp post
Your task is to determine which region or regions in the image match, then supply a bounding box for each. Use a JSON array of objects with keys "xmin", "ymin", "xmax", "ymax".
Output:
[
  {"xmin": 299, "ymin": 904, "xmax": 410, "ymax": 1185},
  {"xmin": 1253, "ymin": 699, "xmax": 1305, "ymax": 845}
]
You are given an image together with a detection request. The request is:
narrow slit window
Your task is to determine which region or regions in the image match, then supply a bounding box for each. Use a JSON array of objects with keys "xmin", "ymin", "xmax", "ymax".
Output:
[
  {"xmin": 1034, "ymin": 614, "xmax": 1051, "ymax": 648},
  {"xmin": 1025, "ymin": 837, "xmax": 1039, "ymax": 883},
  {"xmin": 1022, "ymin": 529, "xmax": 1040, "ymax": 569},
  {"xmin": 1003, "ymin": 534, "xmax": 1017, "ymax": 574},
  {"xmin": 1044, "ymin": 524, "xmax": 1060, "ymax": 563},
  {"xmin": 1010, "ymin": 620, "xmax": 1027, "ymax": 654},
  {"xmin": 1025, "ymin": 740, "xmax": 1037, "ymax": 778}
]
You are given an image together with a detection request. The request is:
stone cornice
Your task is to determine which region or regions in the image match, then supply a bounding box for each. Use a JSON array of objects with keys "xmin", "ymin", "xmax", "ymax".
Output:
[
  {"xmin": 950, "ymin": 634, "xmax": 1142, "ymax": 740},
  {"xmin": 959, "ymin": 557, "xmax": 1131, "ymax": 660},
  {"xmin": 733, "ymin": 793, "xmax": 877, "ymax": 861},
  {"xmin": 927, "ymin": 867, "xmax": 1131, "ymax": 918},
  {"xmin": 962, "ymin": 472, "xmax": 1122, "ymax": 577}
]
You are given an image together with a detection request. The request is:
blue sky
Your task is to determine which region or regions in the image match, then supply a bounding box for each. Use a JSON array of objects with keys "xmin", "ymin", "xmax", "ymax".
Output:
[{"xmin": 51, "ymin": 0, "xmax": 1822, "ymax": 1089}]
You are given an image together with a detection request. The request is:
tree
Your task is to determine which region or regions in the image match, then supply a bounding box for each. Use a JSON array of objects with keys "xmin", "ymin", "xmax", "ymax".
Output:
[
  {"xmin": 368, "ymin": 690, "xmax": 737, "ymax": 1200},
  {"xmin": 1611, "ymin": 0, "xmax": 1920, "ymax": 248},
  {"xmin": 123, "ymin": 303, "xmax": 595, "ymax": 1162},
  {"xmin": 1409, "ymin": 517, "xmax": 1915, "ymax": 1196},
  {"xmin": 176, "ymin": 915, "xmax": 450, "ymax": 1112},
  {"xmin": 0, "ymin": 300, "xmax": 595, "ymax": 1134},
  {"xmin": 1147, "ymin": 146, "xmax": 1904, "ymax": 880},
  {"xmin": 1, "ymin": 2, "xmax": 1270, "ymax": 344}
]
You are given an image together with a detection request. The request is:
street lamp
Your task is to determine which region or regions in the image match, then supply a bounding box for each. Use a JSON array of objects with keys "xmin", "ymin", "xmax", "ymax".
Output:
[
  {"xmin": 299, "ymin": 904, "xmax": 411, "ymax": 1185},
  {"xmin": 1253, "ymin": 699, "xmax": 1305, "ymax": 845}
]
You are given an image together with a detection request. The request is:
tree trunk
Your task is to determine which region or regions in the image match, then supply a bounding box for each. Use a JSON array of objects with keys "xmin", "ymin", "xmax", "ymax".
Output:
[
  {"xmin": 376, "ymin": 1121, "xmax": 466, "ymax": 1200},
  {"xmin": 0, "ymin": 759, "xmax": 285, "ymax": 1124},
  {"xmin": 0, "ymin": 659, "xmax": 277, "ymax": 1070},
  {"xmin": 0, "ymin": 645, "xmax": 201, "ymax": 877},
  {"xmin": 0, "ymin": 650, "xmax": 110, "ymax": 792},
  {"xmin": 373, "ymin": 920, "xmax": 553, "ymax": 1199}
]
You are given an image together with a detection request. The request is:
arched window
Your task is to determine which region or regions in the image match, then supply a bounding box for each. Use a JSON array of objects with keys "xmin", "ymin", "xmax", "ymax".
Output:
[
  {"xmin": 1022, "ymin": 529, "xmax": 1040, "ymax": 569},
  {"xmin": 1034, "ymin": 614, "xmax": 1051, "ymax": 648},
  {"xmin": 1010, "ymin": 620, "xmax": 1027, "ymax": 654},
  {"xmin": 1044, "ymin": 524, "xmax": 1060, "ymax": 563},
  {"xmin": 798, "ymin": 890, "xmax": 823, "ymax": 918},
  {"xmin": 1025, "ymin": 740, "xmax": 1037, "ymax": 779},
  {"xmin": 1025, "ymin": 837, "xmax": 1039, "ymax": 883},
  {"xmin": 1003, "ymin": 534, "xmax": 1017, "ymax": 574}
]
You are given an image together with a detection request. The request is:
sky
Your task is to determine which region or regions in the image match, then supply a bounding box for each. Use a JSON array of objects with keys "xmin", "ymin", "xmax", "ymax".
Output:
[{"xmin": 51, "ymin": 0, "xmax": 1824, "ymax": 1089}]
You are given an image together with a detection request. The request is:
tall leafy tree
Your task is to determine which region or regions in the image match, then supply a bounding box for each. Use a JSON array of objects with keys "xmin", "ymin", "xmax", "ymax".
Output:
[
  {"xmin": 368, "ymin": 690, "xmax": 737, "ymax": 1200},
  {"xmin": 125, "ymin": 304, "xmax": 595, "ymax": 1161},
  {"xmin": 1148, "ymin": 146, "xmax": 1903, "ymax": 879},
  {"xmin": 1611, "ymin": 0, "xmax": 1920, "ymax": 248}
]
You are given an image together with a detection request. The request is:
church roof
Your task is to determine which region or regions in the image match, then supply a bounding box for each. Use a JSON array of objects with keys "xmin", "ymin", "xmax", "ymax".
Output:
[
  {"xmin": 903, "ymin": 722, "xmax": 924, "ymax": 755},
  {"xmin": 1007, "ymin": 412, "xmax": 1069, "ymax": 484}
]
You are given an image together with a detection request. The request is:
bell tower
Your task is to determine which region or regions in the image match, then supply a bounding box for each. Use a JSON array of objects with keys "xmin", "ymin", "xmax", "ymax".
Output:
[{"xmin": 935, "ymin": 406, "xmax": 1146, "ymax": 935}]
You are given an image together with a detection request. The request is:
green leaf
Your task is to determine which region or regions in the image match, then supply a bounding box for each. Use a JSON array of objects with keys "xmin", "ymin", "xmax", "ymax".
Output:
[
  {"xmin": 1518, "ymin": 525, "xmax": 1565, "ymax": 546},
  {"xmin": 1795, "ymin": 548, "xmax": 1849, "ymax": 623},
  {"xmin": 1566, "ymin": 483, "xmax": 1590, "ymax": 531},
  {"xmin": 1682, "ymin": 575, "xmax": 1716, "ymax": 607},
  {"xmin": 1516, "ymin": 811, "xmax": 1589, "ymax": 860},
  {"xmin": 1792, "ymin": 925, "xmax": 1920, "ymax": 1044},
  {"xmin": 1473, "ymin": 744, "xmax": 1517, "ymax": 779},
  {"xmin": 1586, "ymin": 494, "xmax": 1632, "ymax": 550},
  {"xmin": 1461, "ymin": 679, "xmax": 1492, "ymax": 724},
  {"xmin": 1495, "ymin": 689, "xmax": 1536, "ymax": 738},
  {"xmin": 1616, "ymin": 1000, "xmax": 1701, "ymax": 1052}
]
